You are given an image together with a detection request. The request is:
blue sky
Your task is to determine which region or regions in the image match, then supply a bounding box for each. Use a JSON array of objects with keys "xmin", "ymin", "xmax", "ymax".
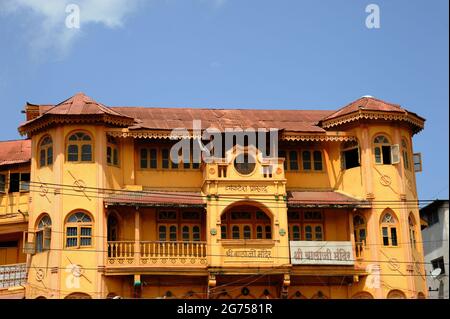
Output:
[{"xmin": 0, "ymin": 0, "xmax": 448, "ymax": 201}]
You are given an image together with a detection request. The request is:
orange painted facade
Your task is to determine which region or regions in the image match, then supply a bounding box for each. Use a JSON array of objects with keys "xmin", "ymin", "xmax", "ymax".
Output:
[{"xmin": 0, "ymin": 93, "xmax": 427, "ymax": 299}]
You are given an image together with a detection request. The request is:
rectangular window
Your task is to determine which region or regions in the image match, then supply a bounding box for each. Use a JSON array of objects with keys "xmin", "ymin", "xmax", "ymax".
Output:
[
  {"xmin": 413, "ymin": 153, "xmax": 422, "ymax": 172},
  {"xmin": 68, "ymin": 144, "xmax": 78, "ymax": 162},
  {"xmin": 20, "ymin": 173, "xmax": 30, "ymax": 192},
  {"xmin": 289, "ymin": 151, "xmax": 299, "ymax": 170},
  {"xmin": 107, "ymin": 146, "xmax": 112, "ymax": 164},
  {"xmin": 382, "ymin": 145, "xmax": 392, "ymax": 164},
  {"xmin": 162, "ymin": 149, "xmax": 169, "ymax": 169},
  {"xmin": 66, "ymin": 227, "xmax": 78, "ymax": 247},
  {"xmin": 390, "ymin": 228, "xmax": 398, "ymax": 246},
  {"xmin": 81, "ymin": 144, "xmax": 92, "ymax": 162},
  {"xmin": 374, "ymin": 147, "xmax": 382, "ymax": 164},
  {"xmin": 343, "ymin": 148, "xmax": 360, "ymax": 169},
  {"xmin": 80, "ymin": 227, "xmax": 92, "ymax": 246},
  {"xmin": 0, "ymin": 174, "xmax": 5, "ymax": 193},
  {"xmin": 113, "ymin": 148, "xmax": 119, "ymax": 166},
  {"xmin": 9, "ymin": 173, "xmax": 20, "ymax": 193},
  {"xmin": 47, "ymin": 147, "xmax": 53, "ymax": 166},
  {"xmin": 313, "ymin": 151, "xmax": 323, "ymax": 171},
  {"xmin": 140, "ymin": 149, "xmax": 148, "ymax": 169},
  {"xmin": 382, "ymin": 227, "xmax": 389, "ymax": 246},
  {"xmin": 221, "ymin": 225, "xmax": 227, "ymax": 239},
  {"xmin": 302, "ymin": 151, "xmax": 311, "ymax": 170},
  {"xmin": 150, "ymin": 149, "xmax": 157, "ymax": 168},
  {"xmin": 40, "ymin": 149, "xmax": 46, "ymax": 167},
  {"xmin": 35, "ymin": 230, "xmax": 43, "ymax": 253}
]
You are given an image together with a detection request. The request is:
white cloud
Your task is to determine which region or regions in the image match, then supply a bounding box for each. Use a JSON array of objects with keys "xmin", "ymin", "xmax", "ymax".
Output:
[{"xmin": 0, "ymin": 0, "xmax": 143, "ymax": 58}]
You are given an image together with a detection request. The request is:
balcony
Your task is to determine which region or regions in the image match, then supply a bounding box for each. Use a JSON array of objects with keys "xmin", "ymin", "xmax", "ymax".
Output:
[
  {"xmin": 0, "ymin": 263, "xmax": 27, "ymax": 289},
  {"xmin": 106, "ymin": 241, "xmax": 207, "ymax": 270}
]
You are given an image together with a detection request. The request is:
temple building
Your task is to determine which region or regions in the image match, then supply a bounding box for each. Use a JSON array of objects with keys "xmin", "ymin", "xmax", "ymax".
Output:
[{"xmin": 0, "ymin": 93, "xmax": 427, "ymax": 299}]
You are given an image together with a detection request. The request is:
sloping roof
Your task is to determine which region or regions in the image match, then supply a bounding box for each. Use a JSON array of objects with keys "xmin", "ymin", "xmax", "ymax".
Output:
[
  {"xmin": 0, "ymin": 139, "xmax": 31, "ymax": 167},
  {"xmin": 104, "ymin": 191, "xmax": 205, "ymax": 207},
  {"xmin": 323, "ymin": 96, "xmax": 407, "ymax": 121},
  {"xmin": 286, "ymin": 191, "xmax": 370, "ymax": 208},
  {"xmin": 19, "ymin": 93, "xmax": 425, "ymax": 135},
  {"xmin": 113, "ymin": 107, "xmax": 332, "ymax": 132}
]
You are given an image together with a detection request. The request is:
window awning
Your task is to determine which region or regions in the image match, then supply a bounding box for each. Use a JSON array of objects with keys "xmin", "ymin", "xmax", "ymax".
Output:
[
  {"xmin": 104, "ymin": 191, "xmax": 205, "ymax": 208},
  {"xmin": 286, "ymin": 191, "xmax": 370, "ymax": 208}
]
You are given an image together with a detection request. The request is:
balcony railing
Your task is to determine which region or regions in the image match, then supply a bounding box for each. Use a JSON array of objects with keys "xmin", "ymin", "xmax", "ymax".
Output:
[
  {"xmin": 0, "ymin": 263, "xmax": 27, "ymax": 289},
  {"xmin": 107, "ymin": 241, "xmax": 207, "ymax": 268},
  {"xmin": 355, "ymin": 241, "xmax": 366, "ymax": 260}
]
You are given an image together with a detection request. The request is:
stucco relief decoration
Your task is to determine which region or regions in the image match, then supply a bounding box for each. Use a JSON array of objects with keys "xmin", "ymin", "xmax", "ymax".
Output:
[
  {"xmin": 379, "ymin": 175, "xmax": 392, "ymax": 186},
  {"xmin": 35, "ymin": 268, "xmax": 45, "ymax": 282}
]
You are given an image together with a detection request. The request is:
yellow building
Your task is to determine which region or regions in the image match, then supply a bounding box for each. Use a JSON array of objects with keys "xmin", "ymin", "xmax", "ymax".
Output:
[{"xmin": 0, "ymin": 92, "xmax": 427, "ymax": 299}]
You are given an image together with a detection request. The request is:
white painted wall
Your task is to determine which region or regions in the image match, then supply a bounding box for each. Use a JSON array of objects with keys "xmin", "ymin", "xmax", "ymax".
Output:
[{"xmin": 421, "ymin": 201, "xmax": 449, "ymax": 299}]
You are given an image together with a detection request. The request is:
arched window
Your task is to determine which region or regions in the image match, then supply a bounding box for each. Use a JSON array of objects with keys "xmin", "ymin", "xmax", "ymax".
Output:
[
  {"xmin": 408, "ymin": 213, "xmax": 417, "ymax": 249},
  {"xmin": 402, "ymin": 139, "xmax": 410, "ymax": 170},
  {"xmin": 65, "ymin": 211, "xmax": 93, "ymax": 248},
  {"xmin": 351, "ymin": 292, "xmax": 374, "ymax": 299},
  {"xmin": 341, "ymin": 140, "xmax": 360, "ymax": 170},
  {"xmin": 374, "ymin": 135, "xmax": 391, "ymax": 164},
  {"xmin": 39, "ymin": 135, "xmax": 53, "ymax": 167},
  {"xmin": 221, "ymin": 208, "xmax": 272, "ymax": 240},
  {"xmin": 36, "ymin": 214, "xmax": 51, "ymax": 253},
  {"xmin": 387, "ymin": 290, "xmax": 406, "ymax": 299},
  {"xmin": 67, "ymin": 131, "xmax": 93, "ymax": 162},
  {"xmin": 381, "ymin": 211, "xmax": 398, "ymax": 247},
  {"xmin": 107, "ymin": 136, "xmax": 119, "ymax": 166}
]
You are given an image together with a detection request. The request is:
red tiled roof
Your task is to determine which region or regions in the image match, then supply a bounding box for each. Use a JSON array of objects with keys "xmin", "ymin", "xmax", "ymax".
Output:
[
  {"xmin": 0, "ymin": 139, "xmax": 31, "ymax": 167},
  {"xmin": 19, "ymin": 93, "xmax": 424, "ymax": 134},
  {"xmin": 113, "ymin": 107, "xmax": 332, "ymax": 132},
  {"xmin": 104, "ymin": 191, "xmax": 205, "ymax": 207},
  {"xmin": 323, "ymin": 96, "xmax": 407, "ymax": 121},
  {"xmin": 286, "ymin": 191, "xmax": 370, "ymax": 208}
]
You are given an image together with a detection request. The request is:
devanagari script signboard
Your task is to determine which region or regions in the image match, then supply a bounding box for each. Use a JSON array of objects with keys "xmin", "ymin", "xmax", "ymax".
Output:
[{"xmin": 290, "ymin": 241, "xmax": 354, "ymax": 265}]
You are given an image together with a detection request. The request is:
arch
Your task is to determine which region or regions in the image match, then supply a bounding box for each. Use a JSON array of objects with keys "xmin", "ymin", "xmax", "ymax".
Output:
[
  {"xmin": 258, "ymin": 289, "xmax": 274, "ymax": 299},
  {"xmin": 373, "ymin": 133, "xmax": 392, "ymax": 165},
  {"xmin": 220, "ymin": 200, "xmax": 274, "ymax": 218},
  {"xmin": 417, "ymin": 292, "xmax": 426, "ymax": 299},
  {"xmin": 184, "ymin": 290, "xmax": 203, "ymax": 299},
  {"xmin": 64, "ymin": 292, "xmax": 92, "ymax": 299},
  {"xmin": 106, "ymin": 292, "xmax": 119, "ymax": 299},
  {"xmin": 351, "ymin": 291, "xmax": 374, "ymax": 299},
  {"xmin": 38, "ymin": 135, "xmax": 53, "ymax": 167},
  {"xmin": 35, "ymin": 296, "xmax": 47, "ymax": 299},
  {"xmin": 35, "ymin": 213, "xmax": 52, "ymax": 253},
  {"xmin": 387, "ymin": 289, "xmax": 406, "ymax": 299},
  {"xmin": 380, "ymin": 209, "xmax": 399, "ymax": 247},
  {"xmin": 65, "ymin": 210, "xmax": 94, "ymax": 248},
  {"xmin": 66, "ymin": 130, "xmax": 94, "ymax": 163},
  {"xmin": 220, "ymin": 201, "xmax": 273, "ymax": 240},
  {"xmin": 215, "ymin": 289, "xmax": 232, "ymax": 299}
]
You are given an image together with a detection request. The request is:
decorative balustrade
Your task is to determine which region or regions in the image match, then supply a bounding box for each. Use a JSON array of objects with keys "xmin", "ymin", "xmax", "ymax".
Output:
[
  {"xmin": 107, "ymin": 241, "xmax": 207, "ymax": 267},
  {"xmin": 0, "ymin": 263, "xmax": 27, "ymax": 289}
]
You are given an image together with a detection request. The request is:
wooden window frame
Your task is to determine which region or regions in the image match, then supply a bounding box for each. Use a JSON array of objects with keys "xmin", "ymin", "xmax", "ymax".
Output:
[
  {"xmin": 66, "ymin": 131, "xmax": 94, "ymax": 163},
  {"xmin": 287, "ymin": 209, "xmax": 325, "ymax": 241},
  {"xmin": 221, "ymin": 208, "xmax": 272, "ymax": 240},
  {"xmin": 65, "ymin": 211, "xmax": 94, "ymax": 249},
  {"xmin": 106, "ymin": 136, "xmax": 120, "ymax": 167},
  {"xmin": 38, "ymin": 135, "xmax": 53, "ymax": 168},
  {"xmin": 381, "ymin": 212, "xmax": 399, "ymax": 247}
]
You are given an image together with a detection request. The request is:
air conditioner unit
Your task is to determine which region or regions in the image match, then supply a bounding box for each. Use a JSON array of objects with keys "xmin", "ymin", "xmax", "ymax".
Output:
[{"xmin": 23, "ymin": 242, "xmax": 36, "ymax": 255}]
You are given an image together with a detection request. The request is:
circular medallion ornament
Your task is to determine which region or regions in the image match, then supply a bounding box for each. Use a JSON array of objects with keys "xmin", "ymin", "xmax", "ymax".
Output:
[
  {"xmin": 210, "ymin": 228, "xmax": 217, "ymax": 236},
  {"xmin": 380, "ymin": 175, "xmax": 392, "ymax": 186},
  {"xmin": 35, "ymin": 268, "xmax": 45, "ymax": 282},
  {"xmin": 279, "ymin": 229, "xmax": 286, "ymax": 236},
  {"xmin": 276, "ymin": 167, "xmax": 283, "ymax": 175},
  {"xmin": 209, "ymin": 168, "xmax": 216, "ymax": 175}
]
